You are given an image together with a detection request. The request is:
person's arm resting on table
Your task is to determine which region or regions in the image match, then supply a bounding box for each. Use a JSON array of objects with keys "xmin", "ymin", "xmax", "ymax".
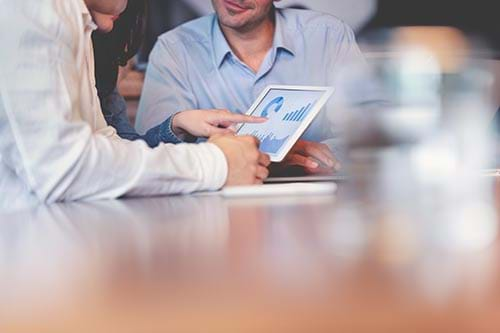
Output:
[{"xmin": 0, "ymin": 1, "xmax": 268, "ymax": 203}]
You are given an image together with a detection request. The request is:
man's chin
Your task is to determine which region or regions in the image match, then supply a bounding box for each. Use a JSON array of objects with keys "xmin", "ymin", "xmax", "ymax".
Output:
[{"xmin": 219, "ymin": 17, "xmax": 253, "ymax": 30}]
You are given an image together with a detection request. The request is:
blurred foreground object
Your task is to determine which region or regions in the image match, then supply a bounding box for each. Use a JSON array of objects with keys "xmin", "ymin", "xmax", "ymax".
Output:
[{"xmin": 336, "ymin": 27, "xmax": 498, "ymax": 253}]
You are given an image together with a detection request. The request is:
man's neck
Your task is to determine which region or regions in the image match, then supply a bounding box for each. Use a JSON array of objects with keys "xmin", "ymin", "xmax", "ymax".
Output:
[{"xmin": 220, "ymin": 11, "xmax": 276, "ymax": 74}]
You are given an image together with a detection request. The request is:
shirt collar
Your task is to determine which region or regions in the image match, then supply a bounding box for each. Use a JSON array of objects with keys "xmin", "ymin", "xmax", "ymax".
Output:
[
  {"xmin": 212, "ymin": 9, "xmax": 296, "ymax": 68},
  {"xmin": 273, "ymin": 9, "xmax": 296, "ymax": 57},
  {"xmin": 212, "ymin": 15, "xmax": 233, "ymax": 68}
]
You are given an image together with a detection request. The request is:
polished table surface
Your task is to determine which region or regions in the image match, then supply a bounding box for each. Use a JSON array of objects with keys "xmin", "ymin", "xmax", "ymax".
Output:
[{"xmin": 1, "ymin": 181, "xmax": 500, "ymax": 333}]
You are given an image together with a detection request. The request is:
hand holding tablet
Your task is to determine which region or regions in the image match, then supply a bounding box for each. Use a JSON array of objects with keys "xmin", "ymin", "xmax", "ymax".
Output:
[
  {"xmin": 284, "ymin": 139, "xmax": 341, "ymax": 173},
  {"xmin": 236, "ymin": 85, "xmax": 334, "ymax": 162}
]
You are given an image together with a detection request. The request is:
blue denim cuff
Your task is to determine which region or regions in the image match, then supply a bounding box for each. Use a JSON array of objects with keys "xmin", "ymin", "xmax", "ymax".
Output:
[
  {"xmin": 158, "ymin": 115, "xmax": 184, "ymax": 144},
  {"xmin": 159, "ymin": 115, "xmax": 196, "ymax": 144}
]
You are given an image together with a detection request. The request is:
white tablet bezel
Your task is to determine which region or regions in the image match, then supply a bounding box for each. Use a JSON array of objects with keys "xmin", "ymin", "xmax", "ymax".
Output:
[{"xmin": 236, "ymin": 85, "xmax": 334, "ymax": 162}]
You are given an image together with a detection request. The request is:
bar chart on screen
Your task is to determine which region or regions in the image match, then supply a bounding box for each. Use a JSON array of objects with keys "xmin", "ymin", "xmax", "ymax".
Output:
[
  {"xmin": 238, "ymin": 88, "xmax": 326, "ymax": 155},
  {"xmin": 282, "ymin": 103, "xmax": 313, "ymax": 122}
]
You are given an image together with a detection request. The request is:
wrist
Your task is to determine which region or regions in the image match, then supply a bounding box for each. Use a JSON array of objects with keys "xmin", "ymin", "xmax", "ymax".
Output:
[
  {"xmin": 205, "ymin": 142, "xmax": 229, "ymax": 189},
  {"xmin": 172, "ymin": 112, "xmax": 186, "ymax": 137}
]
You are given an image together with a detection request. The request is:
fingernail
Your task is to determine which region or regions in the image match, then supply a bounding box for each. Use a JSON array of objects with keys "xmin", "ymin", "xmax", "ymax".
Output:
[
  {"xmin": 327, "ymin": 159, "xmax": 334, "ymax": 167},
  {"xmin": 334, "ymin": 162, "xmax": 342, "ymax": 171},
  {"xmin": 310, "ymin": 161, "xmax": 319, "ymax": 169}
]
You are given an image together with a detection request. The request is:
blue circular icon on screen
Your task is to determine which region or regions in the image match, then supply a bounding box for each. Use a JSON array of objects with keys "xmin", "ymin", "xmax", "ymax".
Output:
[{"xmin": 261, "ymin": 96, "xmax": 284, "ymax": 118}]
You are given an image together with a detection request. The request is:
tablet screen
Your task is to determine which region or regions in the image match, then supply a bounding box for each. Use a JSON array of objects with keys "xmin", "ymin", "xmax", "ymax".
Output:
[{"xmin": 237, "ymin": 88, "xmax": 326, "ymax": 156}]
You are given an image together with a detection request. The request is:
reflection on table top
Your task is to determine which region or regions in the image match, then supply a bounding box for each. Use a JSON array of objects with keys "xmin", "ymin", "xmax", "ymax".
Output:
[{"xmin": 1, "ymin": 184, "xmax": 500, "ymax": 332}]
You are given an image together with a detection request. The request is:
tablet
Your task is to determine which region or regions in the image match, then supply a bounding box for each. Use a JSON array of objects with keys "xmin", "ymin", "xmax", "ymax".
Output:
[
  {"xmin": 264, "ymin": 175, "xmax": 349, "ymax": 183},
  {"xmin": 237, "ymin": 85, "xmax": 334, "ymax": 162}
]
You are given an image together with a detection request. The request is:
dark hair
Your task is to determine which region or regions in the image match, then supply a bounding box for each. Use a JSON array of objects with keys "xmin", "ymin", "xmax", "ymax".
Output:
[{"xmin": 93, "ymin": 0, "xmax": 147, "ymax": 97}]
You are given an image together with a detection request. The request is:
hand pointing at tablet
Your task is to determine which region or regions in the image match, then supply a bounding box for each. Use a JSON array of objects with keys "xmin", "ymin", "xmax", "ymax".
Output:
[{"xmin": 172, "ymin": 109, "xmax": 267, "ymax": 139}]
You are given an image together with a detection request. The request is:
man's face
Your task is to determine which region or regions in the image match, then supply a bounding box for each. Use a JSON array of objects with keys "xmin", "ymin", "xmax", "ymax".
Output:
[{"xmin": 212, "ymin": 0, "xmax": 278, "ymax": 31}]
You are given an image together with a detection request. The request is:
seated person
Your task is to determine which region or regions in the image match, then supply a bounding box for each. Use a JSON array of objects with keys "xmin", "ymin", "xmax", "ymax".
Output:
[
  {"xmin": 93, "ymin": 0, "xmax": 267, "ymax": 147},
  {"xmin": 136, "ymin": 0, "xmax": 372, "ymax": 174},
  {"xmin": 0, "ymin": 0, "xmax": 270, "ymax": 203}
]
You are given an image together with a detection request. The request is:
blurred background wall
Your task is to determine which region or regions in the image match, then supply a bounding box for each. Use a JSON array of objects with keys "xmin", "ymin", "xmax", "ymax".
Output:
[{"xmin": 361, "ymin": 0, "xmax": 499, "ymax": 56}]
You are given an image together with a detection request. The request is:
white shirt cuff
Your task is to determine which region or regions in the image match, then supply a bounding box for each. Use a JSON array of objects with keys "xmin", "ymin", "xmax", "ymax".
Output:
[{"xmin": 198, "ymin": 143, "xmax": 228, "ymax": 191}]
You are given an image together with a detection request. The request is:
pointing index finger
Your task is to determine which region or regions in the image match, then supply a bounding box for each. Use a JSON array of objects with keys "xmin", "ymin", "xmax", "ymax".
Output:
[{"xmin": 218, "ymin": 113, "xmax": 267, "ymax": 124}]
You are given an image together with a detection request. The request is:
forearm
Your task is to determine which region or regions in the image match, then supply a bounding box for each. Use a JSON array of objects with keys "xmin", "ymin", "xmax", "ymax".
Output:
[{"xmin": 1, "ymin": 116, "xmax": 228, "ymax": 202}]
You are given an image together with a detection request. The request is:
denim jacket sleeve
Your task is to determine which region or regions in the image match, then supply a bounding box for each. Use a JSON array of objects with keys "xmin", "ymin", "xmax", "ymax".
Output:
[{"xmin": 100, "ymin": 89, "xmax": 184, "ymax": 147}]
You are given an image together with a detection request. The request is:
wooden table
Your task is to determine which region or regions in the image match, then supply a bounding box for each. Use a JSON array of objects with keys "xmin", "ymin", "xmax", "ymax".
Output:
[{"xmin": 1, "ymin": 182, "xmax": 500, "ymax": 332}]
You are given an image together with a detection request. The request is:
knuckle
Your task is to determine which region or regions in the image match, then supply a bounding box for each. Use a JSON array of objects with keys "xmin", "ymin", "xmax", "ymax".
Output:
[
  {"xmin": 248, "ymin": 135, "xmax": 258, "ymax": 143},
  {"xmin": 243, "ymin": 135, "xmax": 258, "ymax": 145},
  {"xmin": 305, "ymin": 144, "xmax": 317, "ymax": 152},
  {"xmin": 251, "ymin": 150, "xmax": 260, "ymax": 161}
]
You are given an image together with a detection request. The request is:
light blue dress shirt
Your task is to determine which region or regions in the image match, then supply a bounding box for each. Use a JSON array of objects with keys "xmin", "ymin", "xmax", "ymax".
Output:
[{"xmin": 136, "ymin": 8, "xmax": 370, "ymax": 143}]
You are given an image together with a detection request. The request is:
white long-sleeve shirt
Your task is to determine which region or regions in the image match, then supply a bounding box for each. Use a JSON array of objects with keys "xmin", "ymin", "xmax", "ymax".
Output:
[{"xmin": 0, "ymin": 0, "xmax": 228, "ymax": 204}]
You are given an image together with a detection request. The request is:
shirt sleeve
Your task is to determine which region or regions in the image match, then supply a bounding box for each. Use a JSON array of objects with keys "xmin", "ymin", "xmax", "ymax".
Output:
[
  {"xmin": 0, "ymin": 3, "xmax": 227, "ymax": 203},
  {"xmin": 135, "ymin": 37, "xmax": 198, "ymax": 135}
]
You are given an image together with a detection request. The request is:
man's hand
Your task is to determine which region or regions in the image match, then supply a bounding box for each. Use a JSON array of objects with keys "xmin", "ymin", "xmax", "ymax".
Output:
[
  {"xmin": 283, "ymin": 140, "xmax": 341, "ymax": 175},
  {"xmin": 173, "ymin": 109, "xmax": 266, "ymax": 138},
  {"xmin": 209, "ymin": 134, "xmax": 271, "ymax": 186}
]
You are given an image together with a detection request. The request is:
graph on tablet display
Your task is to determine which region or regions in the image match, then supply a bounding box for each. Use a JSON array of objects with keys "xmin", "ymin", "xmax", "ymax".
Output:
[{"xmin": 238, "ymin": 89, "xmax": 325, "ymax": 155}]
